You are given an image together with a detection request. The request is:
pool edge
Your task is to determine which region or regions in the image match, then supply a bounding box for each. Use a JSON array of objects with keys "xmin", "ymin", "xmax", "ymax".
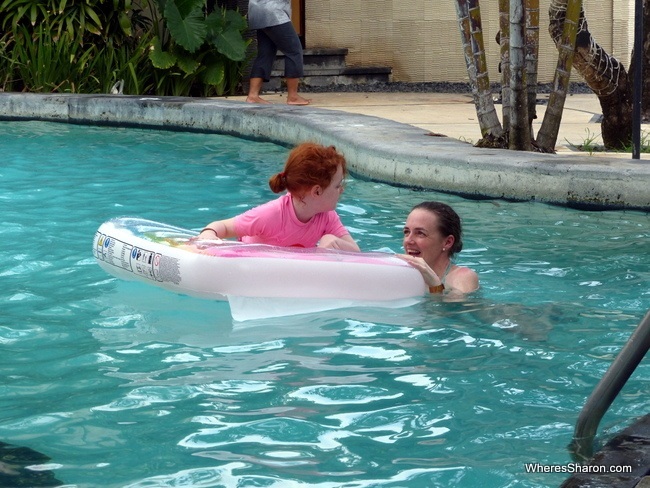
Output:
[{"xmin": 1, "ymin": 92, "xmax": 649, "ymax": 211}]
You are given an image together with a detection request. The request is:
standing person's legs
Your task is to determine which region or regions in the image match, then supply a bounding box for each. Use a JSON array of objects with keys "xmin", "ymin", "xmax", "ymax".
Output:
[
  {"xmin": 246, "ymin": 29, "xmax": 277, "ymax": 104},
  {"xmin": 263, "ymin": 22, "xmax": 310, "ymax": 105}
]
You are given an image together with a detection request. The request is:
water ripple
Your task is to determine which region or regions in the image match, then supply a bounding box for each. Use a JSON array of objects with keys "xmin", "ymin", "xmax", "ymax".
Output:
[{"xmin": 288, "ymin": 385, "xmax": 402, "ymax": 405}]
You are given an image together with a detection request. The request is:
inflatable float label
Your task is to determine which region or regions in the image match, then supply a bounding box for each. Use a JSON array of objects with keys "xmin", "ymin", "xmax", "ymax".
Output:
[{"xmin": 94, "ymin": 233, "xmax": 181, "ymax": 285}]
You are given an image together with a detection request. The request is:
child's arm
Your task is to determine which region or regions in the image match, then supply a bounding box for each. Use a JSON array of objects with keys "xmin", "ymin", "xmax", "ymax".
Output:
[
  {"xmin": 319, "ymin": 233, "xmax": 360, "ymax": 252},
  {"xmin": 197, "ymin": 217, "xmax": 237, "ymax": 240}
]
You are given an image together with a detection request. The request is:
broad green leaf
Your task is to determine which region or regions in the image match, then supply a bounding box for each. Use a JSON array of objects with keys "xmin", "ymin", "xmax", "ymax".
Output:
[
  {"xmin": 214, "ymin": 28, "xmax": 246, "ymax": 61},
  {"xmin": 201, "ymin": 57, "xmax": 225, "ymax": 86},
  {"xmin": 224, "ymin": 9, "xmax": 247, "ymax": 31},
  {"xmin": 149, "ymin": 36, "xmax": 177, "ymax": 69},
  {"xmin": 173, "ymin": 0, "xmax": 204, "ymax": 18},
  {"xmin": 205, "ymin": 10, "xmax": 247, "ymax": 61},
  {"xmin": 176, "ymin": 57, "xmax": 199, "ymax": 74},
  {"xmin": 174, "ymin": 48, "xmax": 200, "ymax": 74},
  {"xmin": 164, "ymin": 0, "xmax": 206, "ymax": 53}
]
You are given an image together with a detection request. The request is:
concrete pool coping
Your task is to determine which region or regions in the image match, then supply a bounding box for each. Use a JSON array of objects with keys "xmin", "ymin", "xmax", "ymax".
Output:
[{"xmin": 1, "ymin": 92, "xmax": 649, "ymax": 210}]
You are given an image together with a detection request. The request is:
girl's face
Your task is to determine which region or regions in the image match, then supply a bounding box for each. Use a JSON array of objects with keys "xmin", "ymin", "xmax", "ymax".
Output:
[
  {"xmin": 316, "ymin": 165, "xmax": 345, "ymax": 211},
  {"xmin": 402, "ymin": 208, "xmax": 453, "ymax": 265}
]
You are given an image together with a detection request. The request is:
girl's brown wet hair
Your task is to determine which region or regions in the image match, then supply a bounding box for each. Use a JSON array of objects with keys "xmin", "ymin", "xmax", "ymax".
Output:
[{"xmin": 268, "ymin": 143, "xmax": 347, "ymax": 197}]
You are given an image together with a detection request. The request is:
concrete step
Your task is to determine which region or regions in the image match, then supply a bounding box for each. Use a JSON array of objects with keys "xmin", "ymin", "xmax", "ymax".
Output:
[
  {"xmin": 267, "ymin": 48, "xmax": 392, "ymax": 90},
  {"xmin": 272, "ymin": 48, "xmax": 350, "ymax": 72}
]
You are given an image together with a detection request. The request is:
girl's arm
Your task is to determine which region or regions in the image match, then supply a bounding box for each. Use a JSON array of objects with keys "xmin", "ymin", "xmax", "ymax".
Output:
[
  {"xmin": 319, "ymin": 233, "xmax": 360, "ymax": 252},
  {"xmin": 197, "ymin": 217, "xmax": 238, "ymax": 239}
]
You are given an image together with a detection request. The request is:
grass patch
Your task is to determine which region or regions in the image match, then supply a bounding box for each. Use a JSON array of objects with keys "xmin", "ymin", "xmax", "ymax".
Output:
[{"xmin": 567, "ymin": 128, "xmax": 650, "ymax": 154}]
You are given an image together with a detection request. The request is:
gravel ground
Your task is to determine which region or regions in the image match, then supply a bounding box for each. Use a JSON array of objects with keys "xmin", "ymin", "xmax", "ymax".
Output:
[{"xmin": 302, "ymin": 81, "xmax": 593, "ymax": 94}]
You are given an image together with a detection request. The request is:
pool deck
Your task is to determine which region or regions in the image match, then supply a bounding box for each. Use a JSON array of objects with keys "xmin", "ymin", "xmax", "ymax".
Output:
[{"xmin": 1, "ymin": 91, "xmax": 649, "ymax": 210}]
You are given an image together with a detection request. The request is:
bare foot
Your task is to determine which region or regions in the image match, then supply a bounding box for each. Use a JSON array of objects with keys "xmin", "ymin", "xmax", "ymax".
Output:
[
  {"xmin": 246, "ymin": 95, "xmax": 271, "ymax": 104},
  {"xmin": 287, "ymin": 95, "xmax": 311, "ymax": 106}
]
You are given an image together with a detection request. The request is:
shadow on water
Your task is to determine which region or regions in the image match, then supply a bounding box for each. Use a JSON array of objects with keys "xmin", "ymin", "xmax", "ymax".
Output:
[{"xmin": 0, "ymin": 441, "xmax": 63, "ymax": 487}]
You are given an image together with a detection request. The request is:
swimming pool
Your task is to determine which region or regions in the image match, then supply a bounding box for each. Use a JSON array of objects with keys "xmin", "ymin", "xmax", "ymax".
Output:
[{"xmin": 1, "ymin": 120, "xmax": 649, "ymax": 487}]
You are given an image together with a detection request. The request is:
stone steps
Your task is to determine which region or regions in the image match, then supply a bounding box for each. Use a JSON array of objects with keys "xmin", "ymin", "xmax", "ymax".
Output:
[{"xmin": 266, "ymin": 48, "xmax": 391, "ymax": 90}]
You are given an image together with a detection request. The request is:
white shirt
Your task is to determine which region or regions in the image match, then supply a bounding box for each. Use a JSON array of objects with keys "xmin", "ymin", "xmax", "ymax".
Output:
[{"xmin": 248, "ymin": 0, "xmax": 291, "ymax": 30}]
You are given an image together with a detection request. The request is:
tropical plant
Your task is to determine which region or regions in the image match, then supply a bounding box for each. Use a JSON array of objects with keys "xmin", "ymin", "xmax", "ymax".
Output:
[
  {"xmin": 148, "ymin": 0, "xmax": 249, "ymax": 96},
  {"xmin": 509, "ymin": 0, "xmax": 531, "ymax": 150},
  {"xmin": 524, "ymin": 0, "xmax": 540, "ymax": 129},
  {"xmin": 631, "ymin": 0, "xmax": 650, "ymax": 120},
  {"xmin": 9, "ymin": 25, "xmax": 101, "ymax": 92},
  {"xmin": 453, "ymin": 0, "xmax": 504, "ymax": 146},
  {"xmin": 0, "ymin": 0, "xmax": 141, "ymax": 45},
  {"xmin": 548, "ymin": 0, "xmax": 633, "ymax": 150},
  {"xmin": 454, "ymin": 0, "xmax": 641, "ymax": 152},
  {"xmin": 0, "ymin": 35, "xmax": 15, "ymax": 91},
  {"xmin": 93, "ymin": 32, "xmax": 157, "ymax": 95},
  {"xmin": 537, "ymin": 0, "xmax": 581, "ymax": 151}
]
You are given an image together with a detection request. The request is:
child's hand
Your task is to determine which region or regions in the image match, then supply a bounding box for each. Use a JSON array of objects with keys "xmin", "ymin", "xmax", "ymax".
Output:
[
  {"xmin": 190, "ymin": 231, "xmax": 223, "ymax": 243},
  {"xmin": 318, "ymin": 234, "xmax": 360, "ymax": 252}
]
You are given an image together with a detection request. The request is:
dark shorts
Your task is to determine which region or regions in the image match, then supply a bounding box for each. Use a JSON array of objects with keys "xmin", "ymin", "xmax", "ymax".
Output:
[{"xmin": 250, "ymin": 21, "xmax": 304, "ymax": 81}]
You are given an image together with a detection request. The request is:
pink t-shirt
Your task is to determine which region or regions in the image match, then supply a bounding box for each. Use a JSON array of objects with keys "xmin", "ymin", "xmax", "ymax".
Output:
[{"xmin": 233, "ymin": 193, "xmax": 349, "ymax": 247}]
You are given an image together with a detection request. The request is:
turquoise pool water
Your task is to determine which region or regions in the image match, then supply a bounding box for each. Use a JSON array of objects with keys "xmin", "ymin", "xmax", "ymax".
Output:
[{"xmin": 1, "ymin": 120, "xmax": 649, "ymax": 487}]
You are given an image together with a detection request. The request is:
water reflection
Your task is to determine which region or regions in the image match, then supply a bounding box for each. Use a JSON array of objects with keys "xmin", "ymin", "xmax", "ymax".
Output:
[{"xmin": 0, "ymin": 441, "xmax": 63, "ymax": 487}]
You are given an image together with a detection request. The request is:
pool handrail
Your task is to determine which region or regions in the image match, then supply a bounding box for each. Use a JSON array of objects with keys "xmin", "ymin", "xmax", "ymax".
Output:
[{"xmin": 569, "ymin": 309, "xmax": 650, "ymax": 461}]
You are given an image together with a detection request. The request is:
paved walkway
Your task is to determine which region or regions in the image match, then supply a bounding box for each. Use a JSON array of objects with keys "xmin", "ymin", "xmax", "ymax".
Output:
[{"xmin": 226, "ymin": 91, "xmax": 645, "ymax": 157}]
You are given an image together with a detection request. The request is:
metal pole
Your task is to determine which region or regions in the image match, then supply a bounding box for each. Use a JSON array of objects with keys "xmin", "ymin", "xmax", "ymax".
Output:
[
  {"xmin": 570, "ymin": 310, "xmax": 650, "ymax": 461},
  {"xmin": 632, "ymin": 0, "xmax": 643, "ymax": 159}
]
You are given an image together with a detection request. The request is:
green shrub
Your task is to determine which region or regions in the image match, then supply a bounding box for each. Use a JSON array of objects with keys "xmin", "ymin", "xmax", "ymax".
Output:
[
  {"xmin": 148, "ymin": 0, "xmax": 249, "ymax": 96},
  {"xmin": 0, "ymin": 0, "xmax": 248, "ymax": 96}
]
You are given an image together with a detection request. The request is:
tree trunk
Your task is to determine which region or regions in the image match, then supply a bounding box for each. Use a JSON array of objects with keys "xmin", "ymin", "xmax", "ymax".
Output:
[
  {"xmin": 525, "ymin": 0, "xmax": 540, "ymax": 133},
  {"xmin": 537, "ymin": 0, "xmax": 581, "ymax": 152},
  {"xmin": 549, "ymin": 1, "xmax": 633, "ymax": 149},
  {"xmin": 454, "ymin": 0, "xmax": 505, "ymax": 146},
  {"xmin": 498, "ymin": 0, "xmax": 512, "ymax": 132},
  {"xmin": 628, "ymin": 0, "xmax": 650, "ymax": 122},
  {"xmin": 509, "ymin": 0, "xmax": 531, "ymax": 150}
]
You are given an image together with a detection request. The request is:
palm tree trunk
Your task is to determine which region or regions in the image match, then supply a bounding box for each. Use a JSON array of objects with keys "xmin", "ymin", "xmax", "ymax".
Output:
[
  {"xmin": 509, "ymin": 0, "xmax": 531, "ymax": 150},
  {"xmin": 454, "ymin": 0, "xmax": 505, "ymax": 146},
  {"xmin": 549, "ymin": 0, "xmax": 633, "ymax": 149},
  {"xmin": 537, "ymin": 0, "xmax": 581, "ymax": 152},
  {"xmin": 499, "ymin": 0, "xmax": 511, "ymax": 131},
  {"xmin": 525, "ymin": 0, "xmax": 540, "ymax": 132},
  {"xmin": 627, "ymin": 0, "xmax": 650, "ymax": 122}
]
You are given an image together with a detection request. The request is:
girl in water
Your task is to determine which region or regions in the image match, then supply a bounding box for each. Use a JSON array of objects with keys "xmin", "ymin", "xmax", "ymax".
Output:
[{"xmin": 196, "ymin": 142, "xmax": 359, "ymax": 251}]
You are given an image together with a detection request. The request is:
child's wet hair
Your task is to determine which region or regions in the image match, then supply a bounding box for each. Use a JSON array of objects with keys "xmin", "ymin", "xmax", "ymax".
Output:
[{"xmin": 269, "ymin": 142, "xmax": 347, "ymax": 196}]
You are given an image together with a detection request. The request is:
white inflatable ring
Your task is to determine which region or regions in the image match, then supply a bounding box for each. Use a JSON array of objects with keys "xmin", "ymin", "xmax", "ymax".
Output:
[{"xmin": 93, "ymin": 218, "xmax": 427, "ymax": 318}]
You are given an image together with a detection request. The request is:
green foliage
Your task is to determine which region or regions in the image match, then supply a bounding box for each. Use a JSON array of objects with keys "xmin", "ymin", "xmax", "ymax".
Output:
[
  {"xmin": 149, "ymin": 0, "xmax": 249, "ymax": 96},
  {"xmin": 164, "ymin": 0, "xmax": 207, "ymax": 53},
  {"xmin": 9, "ymin": 26, "xmax": 99, "ymax": 92},
  {"xmin": 92, "ymin": 32, "xmax": 156, "ymax": 94},
  {"xmin": 0, "ymin": 36, "xmax": 17, "ymax": 91},
  {"xmin": 568, "ymin": 128, "xmax": 650, "ymax": 154},
  {"xmin": 0, "ymin": 0, "xmax": 139, "ymax": 44},
  {"xmin": 0, "ymin": 0, "xmax": 248, "ymax": 96}
]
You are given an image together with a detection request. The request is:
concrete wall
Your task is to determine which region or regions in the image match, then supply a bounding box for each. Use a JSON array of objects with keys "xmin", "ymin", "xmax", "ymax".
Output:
[{"xmin": 305, "ymin": 0, "xmax": 634, "ymax": 83}]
